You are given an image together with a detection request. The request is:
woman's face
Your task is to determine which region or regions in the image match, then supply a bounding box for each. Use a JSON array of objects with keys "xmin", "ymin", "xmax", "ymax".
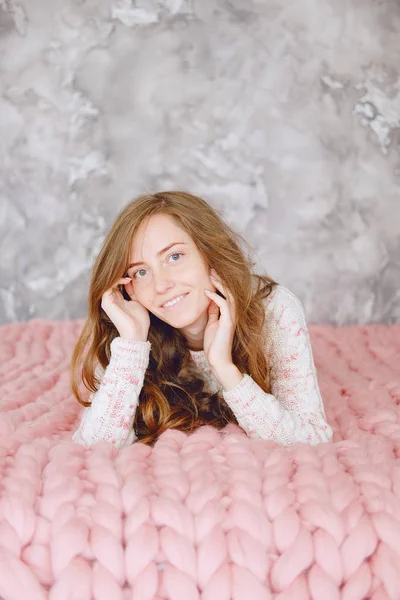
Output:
[{"xmin": 126, "ymin": 213, "xmax": 215, "ymax": 342}]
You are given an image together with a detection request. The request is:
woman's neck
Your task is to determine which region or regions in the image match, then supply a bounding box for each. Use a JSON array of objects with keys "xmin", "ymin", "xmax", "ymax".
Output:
[{"xmin": 179, "ymin": 313, "xmax": 207, "ymax": 351}]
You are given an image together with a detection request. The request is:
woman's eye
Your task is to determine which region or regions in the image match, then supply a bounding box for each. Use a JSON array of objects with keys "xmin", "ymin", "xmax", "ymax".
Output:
[
  {"xmin": 132, "ymin": 253, "xmax": 183, "ymax": 280},
  {"xmin": 169, "ymin": 252, "xmax": 183, "ymax": 262}
]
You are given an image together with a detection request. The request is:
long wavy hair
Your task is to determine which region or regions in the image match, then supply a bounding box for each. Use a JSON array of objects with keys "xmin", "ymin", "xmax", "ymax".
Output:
[{"xmin": 70, "ymin": 191, "xmax": 278, "ymax": 446}]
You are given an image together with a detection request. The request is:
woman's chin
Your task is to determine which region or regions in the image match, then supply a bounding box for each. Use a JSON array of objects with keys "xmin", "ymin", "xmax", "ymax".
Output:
[
  {"xmin": 163, "ymin": 308, "xmax": 207, "ymax": 330},
  {"xmin": 154, "ymin": 297, "xmax": 209, "ymax": 329}
]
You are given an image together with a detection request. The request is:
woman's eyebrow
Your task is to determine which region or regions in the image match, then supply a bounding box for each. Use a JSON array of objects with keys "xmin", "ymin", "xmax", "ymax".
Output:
[{"xmin": 128, "ymin": 242, "xmax": 186, "ymax": 269}]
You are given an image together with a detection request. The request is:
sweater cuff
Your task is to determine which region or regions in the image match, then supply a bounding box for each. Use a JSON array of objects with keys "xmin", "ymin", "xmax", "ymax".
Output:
[
  {"xmin": 222, "ymin": 374, "xmax": 275, "ymax": 418},
  {"xmin": 110, "ymin": 337, "xmax": 151, "ymax": 371}
]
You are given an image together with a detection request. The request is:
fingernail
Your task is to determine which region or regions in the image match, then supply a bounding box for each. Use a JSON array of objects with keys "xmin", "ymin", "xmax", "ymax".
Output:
[{"xmin": 204, "ymin": 289, "xmax": 212, "ymax": 293}]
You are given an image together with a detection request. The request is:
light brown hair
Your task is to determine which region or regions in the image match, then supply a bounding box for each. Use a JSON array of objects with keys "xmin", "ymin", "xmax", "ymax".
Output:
[{"xmin": 70, "ymin": 191, "xmax": 278, "ymax": 445}]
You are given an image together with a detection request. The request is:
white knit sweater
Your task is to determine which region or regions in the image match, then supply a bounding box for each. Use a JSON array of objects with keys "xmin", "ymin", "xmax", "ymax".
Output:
[{"xmin": 72, "ymin": 285, "xmax": 333, "ymax": 448}]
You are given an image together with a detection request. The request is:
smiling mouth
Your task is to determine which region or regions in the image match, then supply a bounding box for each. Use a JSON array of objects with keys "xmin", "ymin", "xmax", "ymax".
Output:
[{"xmin": 161, "ymin": 293, "xmax": 189, "ymax": 309}]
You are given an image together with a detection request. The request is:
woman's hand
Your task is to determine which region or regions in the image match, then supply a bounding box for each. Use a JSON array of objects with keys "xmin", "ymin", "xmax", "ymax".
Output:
[
  {"xmin": 101, "ymin": 277, "xmax": 150, "ymax": 341},
  {"xmin": 203, "ymin": 269, "xmax": 237, "ymax": 371}
]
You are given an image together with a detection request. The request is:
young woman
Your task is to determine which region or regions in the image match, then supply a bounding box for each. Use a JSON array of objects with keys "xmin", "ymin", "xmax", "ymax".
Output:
[{"xmin": 71, "ymin": 191, "xmax": 333, "ymax": 448}]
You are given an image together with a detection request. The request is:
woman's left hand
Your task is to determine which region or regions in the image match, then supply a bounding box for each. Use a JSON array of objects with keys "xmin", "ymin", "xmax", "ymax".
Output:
[{"xmin": 203, "ymin": 269, "xmax": 237, "ymax": 372}]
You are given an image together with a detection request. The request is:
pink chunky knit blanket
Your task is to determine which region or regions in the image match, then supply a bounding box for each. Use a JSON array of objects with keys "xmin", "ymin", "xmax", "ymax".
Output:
[{"xmin": 1, "ymin": 320, "xmax": 400, "ymax": 600}]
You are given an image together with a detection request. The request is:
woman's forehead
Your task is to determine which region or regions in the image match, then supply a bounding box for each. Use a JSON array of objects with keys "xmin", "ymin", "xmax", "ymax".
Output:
[{"xmin": 129, "ymin": 214, "xmax": 193, "ymax": 262}]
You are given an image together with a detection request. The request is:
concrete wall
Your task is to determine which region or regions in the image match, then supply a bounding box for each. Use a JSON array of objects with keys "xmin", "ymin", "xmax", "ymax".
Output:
[{"xmin": 1, "ymin": 0, "xmax": 399, "ymax": 325}]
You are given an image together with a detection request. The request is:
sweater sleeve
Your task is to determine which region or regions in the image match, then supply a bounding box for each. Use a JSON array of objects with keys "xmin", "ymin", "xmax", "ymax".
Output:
[
  {"xmin": 222, "ymin": 287, "xmax": 333, "ymax": 446},
  {"xmin": 72, "ymin": 337, "xmax": 151, "ymax": 448}
]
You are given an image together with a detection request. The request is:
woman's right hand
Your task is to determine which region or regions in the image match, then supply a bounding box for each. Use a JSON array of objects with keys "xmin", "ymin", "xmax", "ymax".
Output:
[{"xmin": 101, "ymin": 277, "xmax": 150, "ymax": 342}]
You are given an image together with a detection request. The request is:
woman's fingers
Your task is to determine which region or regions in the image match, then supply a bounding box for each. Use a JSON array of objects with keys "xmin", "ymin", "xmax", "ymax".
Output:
[
  {"xmin": 209, "ymin": 271, "xmax": 236, "ymax": 320},
  {"xmin": 204, "ymin": 289, "xmax": 232, "ymax": 321},
  {"xmin": 207, "ymin": 296, "xmax": 220, "ymax": 314},
  {"xmin": 124, "ymin": 279, "xmax": 134, "ymax": 299},
  {"xmin": 114, "ymin": 276, "xmax": 131, "ymax": 288},
  {"xmin": 102, "ymin": 277, "xmax": 133, "ymax": 303},
  {"xmin": 210, "ymin": 271, "xmax": 235, "ymax": 304},
  {"xmin": 112, "ymin": 277, "xmax": 132, "ymax": 296},
  {"xmin": 206, "ymin": 299, "xmax": 219, "ymax": 327}
]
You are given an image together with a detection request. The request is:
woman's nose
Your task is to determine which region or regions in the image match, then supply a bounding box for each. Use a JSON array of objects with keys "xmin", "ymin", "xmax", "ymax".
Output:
[{"xmin": 154, "ymin": 275, "xmax": 174, "ymax": 295}]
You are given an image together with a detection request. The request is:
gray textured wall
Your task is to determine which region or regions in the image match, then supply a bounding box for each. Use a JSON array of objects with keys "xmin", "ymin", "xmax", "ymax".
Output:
[{"xmin": 1, "ymin": 0, "xmax": 399, "ymax": 326}]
